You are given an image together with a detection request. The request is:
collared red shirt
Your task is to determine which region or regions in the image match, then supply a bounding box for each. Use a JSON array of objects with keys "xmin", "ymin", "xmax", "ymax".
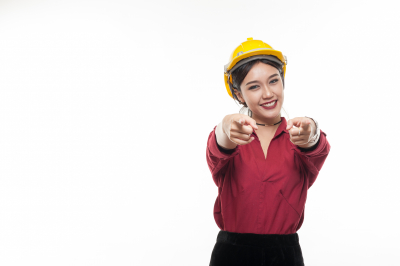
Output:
[{"xmin": 206, "ymin": 117, "xmax": 331, "ymax": 234}]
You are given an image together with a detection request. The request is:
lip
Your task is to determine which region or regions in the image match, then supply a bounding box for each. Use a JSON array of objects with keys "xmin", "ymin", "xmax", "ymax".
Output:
[
  {"xmin": 260, "ymin": 100, "xmax": 277, "ymax": 110},
  {"xmin": 260, "ymin": 100, "xmax": 277, "ymax": 105}
]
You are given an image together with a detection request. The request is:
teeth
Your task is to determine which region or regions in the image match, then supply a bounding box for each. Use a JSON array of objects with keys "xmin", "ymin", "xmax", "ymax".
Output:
[{"xmin": 262, "ymin": 101, "xmax": 276, "ymax": 107}]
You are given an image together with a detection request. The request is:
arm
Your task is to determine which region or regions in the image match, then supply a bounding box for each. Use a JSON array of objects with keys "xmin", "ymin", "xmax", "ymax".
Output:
[
  {"xmin": 206, "ymin": 114, "xmax": 257, "ymax": 187},
  {"xmin": 294, "ymin": 129, "xmax": 331, "ymax": 189},
  {"xmin": 206, "ymin": 124, "xmax": 240, "ymax": 188},
  {"xmin": 215, "ymin": 121, "xmax": 238, "ymax": 150}
]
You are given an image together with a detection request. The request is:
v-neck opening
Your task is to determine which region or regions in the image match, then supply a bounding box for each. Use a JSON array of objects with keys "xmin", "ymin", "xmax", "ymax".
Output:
[
  {"xmin": 249, "ymin": 117, "xmax": 289, "ymax": 176},
  {"xmin": 252, "ymin": 128, "xmax": 279, "ymax": 162}
]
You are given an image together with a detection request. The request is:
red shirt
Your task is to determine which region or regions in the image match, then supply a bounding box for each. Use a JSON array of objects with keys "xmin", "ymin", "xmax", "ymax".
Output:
[{"xmin": 206, "ymin": 117, "xmax": 331, "ymax": 234}]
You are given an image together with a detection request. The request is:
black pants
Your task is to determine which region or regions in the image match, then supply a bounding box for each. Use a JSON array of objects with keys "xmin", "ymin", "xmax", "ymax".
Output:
[{"xmin": 209, "ymin": 230, "xmax": 305, "ymax": 266}]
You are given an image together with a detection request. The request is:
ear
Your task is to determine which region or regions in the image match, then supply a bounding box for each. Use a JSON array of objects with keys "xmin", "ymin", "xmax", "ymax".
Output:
[{"xmin": 233, "ymin": 89, "xmax": 245, "ymax": 103}]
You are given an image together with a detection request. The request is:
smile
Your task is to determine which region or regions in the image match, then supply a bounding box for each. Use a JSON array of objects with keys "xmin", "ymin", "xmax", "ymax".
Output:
[{"xmin": 261, "ymin": 100, "xmax": 277, "ymax": 107}]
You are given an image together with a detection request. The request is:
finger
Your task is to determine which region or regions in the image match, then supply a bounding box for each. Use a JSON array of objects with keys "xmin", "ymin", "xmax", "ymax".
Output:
[
  {"xmin": 299, "ymin": 118, "xmax": 311, "ymax": 130},
  {"xmin": 231, "ymin": 136, "xmax": 255, "ymax": 145},
  {"xmin": 288, "ymin": 117, "xmax": 304, "ymax": 128},
  {"xmin": 239, "ymin": 116, "xmax": 258, "ymax": 130},
  {"xmin": 288, "ymin": 118, "xmax": 312, "ymax": 134},
  {"xmin": 289, "ymin": 127, "xmax": 302, "ymax": 136},
  {"xmin": 230, "ymin": 131, "xmax": 253, "ymax": 142},
  {"xmin": 233, "ymin": 121, "xmax": 256, "ymax": 134},
  {"xmin": 235, "ymin": 118, "xmax": 245, "ymax": 126},
  {"xmin": 290, "ymin": 137, "xmax": 308, "ymax": 145},
  {"xmin": 304, "ymin": 118, "xmax": 316, "ymax": 135},
  {"xmin": 231, "ymin": 123, "xmax": 253, "ymax": 134},
  {"xmin": 290, "ymin": 135, "xmax": 307, "ymax": 141},
  {"xmin": 234, "ymin": 124, "xmax": 254, "ymax": 135},
  {"xmin": 286, "ymin": 119, "xmax": 293, "ymax": 130}
]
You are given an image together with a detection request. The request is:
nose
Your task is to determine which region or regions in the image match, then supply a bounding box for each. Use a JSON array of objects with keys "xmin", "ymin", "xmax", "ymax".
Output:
[{"xmin": 262, "ymin": 85, "xmax": 274, "ymax": 99}]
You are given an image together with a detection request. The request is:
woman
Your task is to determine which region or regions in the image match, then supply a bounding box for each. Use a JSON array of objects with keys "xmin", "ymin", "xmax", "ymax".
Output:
[{"xmin": 206, "ymin": 38, "xmax": 331, "ymax": 266}]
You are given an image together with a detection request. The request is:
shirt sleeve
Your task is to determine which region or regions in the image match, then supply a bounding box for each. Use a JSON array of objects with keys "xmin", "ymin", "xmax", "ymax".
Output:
[
  {"xmin": 206, "ymin": 125, "xmax": 240, "ymax": 187},
  {"xmin": 216, "ymin": 141, "xmax": 237, "ymax": 154},
  {"xmin": 293, "ymin": 129, "xmax": 331, "ymax": 189}
]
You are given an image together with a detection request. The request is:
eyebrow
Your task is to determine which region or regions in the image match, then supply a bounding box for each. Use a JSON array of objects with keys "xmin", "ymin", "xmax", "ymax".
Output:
[{"xmin": 245, "ymin": 74, "xmax": 279, "ymax": 86}]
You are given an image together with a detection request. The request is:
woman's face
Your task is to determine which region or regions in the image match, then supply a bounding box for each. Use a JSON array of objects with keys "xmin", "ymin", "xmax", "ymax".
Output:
[{"xmin": 234, "ymin": 62, "xmax": 284, "ymax": 123}]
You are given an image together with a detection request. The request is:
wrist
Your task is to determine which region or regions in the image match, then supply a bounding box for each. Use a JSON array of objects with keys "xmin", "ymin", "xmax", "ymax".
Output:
[
  {"xmin": 221, "ymin": 115, "xmax": 230, "ymax": 135},
  {"xmin": 297, "ymin": 139, "xmax": 318, "ymax": 149}
]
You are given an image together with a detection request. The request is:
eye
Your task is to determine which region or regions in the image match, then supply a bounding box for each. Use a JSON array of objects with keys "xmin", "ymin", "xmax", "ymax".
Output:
[
  {"xmin": 249, "ymin": 85, "xmax": 259, "ymax": 90},
  {"xmin": 270, "ymin": 79, "xmax": 279, "ymax": 84}
]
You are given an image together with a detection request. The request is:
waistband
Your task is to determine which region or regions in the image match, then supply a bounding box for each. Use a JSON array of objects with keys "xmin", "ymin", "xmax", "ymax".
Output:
[{"xmin": 216, "ymin": 230, "xmax": 300, "ymax": 248}]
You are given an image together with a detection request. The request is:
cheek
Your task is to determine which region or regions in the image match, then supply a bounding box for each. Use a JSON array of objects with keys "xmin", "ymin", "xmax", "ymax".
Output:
[
  {"xmin": 276, "ymin": 88, "xmax": 284, "ymax": 99},
  {"xmin": 245, "ymin": 92, "xmax": 260, "ymax": 105},
  {"xmin": 241, "ymin": 90, "xmax": 250, "ymax": 100}
]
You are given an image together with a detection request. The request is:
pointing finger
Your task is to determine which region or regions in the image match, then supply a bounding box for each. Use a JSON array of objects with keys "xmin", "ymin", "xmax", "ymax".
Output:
[
  {"xmin": 235, "ymin": 118, "xmax": 244, "ymax": 125},
  {"xmin": 236, "ymin": 117, "xmax": 258, "ymax": 130},
  {"xmin": 287, "ymin": 118, "xmax": 303, "ymax": 130},
  {"xmin": 288, "ymin": 117, "xmax": 304, "ymax": 128},
  {"xmin": 242, "ymin": 116, "xmax": 259, "ymax": 130},
  {"xmin": 300, "ymin": 118, "xmax": 311, "ymax": 130}
]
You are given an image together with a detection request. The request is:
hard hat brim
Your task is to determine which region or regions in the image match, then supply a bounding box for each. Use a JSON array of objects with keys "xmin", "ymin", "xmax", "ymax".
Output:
[{"xmin": 225, "ymin": 48, "xmax": 286, "ymax": 73}]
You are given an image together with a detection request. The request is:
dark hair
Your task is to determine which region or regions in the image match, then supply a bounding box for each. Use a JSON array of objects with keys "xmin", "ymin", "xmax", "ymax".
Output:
[{"xmin": 228, "ymin": 58, "xmax": 285, "ymax": 107}]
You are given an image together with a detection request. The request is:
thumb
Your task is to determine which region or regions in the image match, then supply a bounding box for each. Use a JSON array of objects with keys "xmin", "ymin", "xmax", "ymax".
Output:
[{"xmin": 286, "ymin": 119, "xmax": 293, "ymax": 130}]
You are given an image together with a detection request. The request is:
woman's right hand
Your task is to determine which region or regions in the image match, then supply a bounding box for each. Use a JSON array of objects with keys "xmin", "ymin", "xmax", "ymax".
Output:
[{"xmin": 222, "ymin": 114, "xmax": 259, "ymax": 145}]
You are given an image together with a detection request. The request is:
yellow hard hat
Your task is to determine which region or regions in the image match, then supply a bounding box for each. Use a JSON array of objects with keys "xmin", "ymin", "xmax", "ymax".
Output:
[{"xmin": 224, "ymin": 37, "xmax": 287, "ymax": 98}]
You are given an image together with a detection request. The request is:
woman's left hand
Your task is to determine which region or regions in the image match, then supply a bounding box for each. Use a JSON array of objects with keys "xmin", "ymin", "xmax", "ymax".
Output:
[{"xmin": 286, "ymin": 117, "xmax": 316, "ymax": 147}]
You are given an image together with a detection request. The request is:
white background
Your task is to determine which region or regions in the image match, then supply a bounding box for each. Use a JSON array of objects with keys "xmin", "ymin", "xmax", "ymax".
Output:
[{"xmin": 0, "ymin": 0, "xmax": 399, "ymax": 265}]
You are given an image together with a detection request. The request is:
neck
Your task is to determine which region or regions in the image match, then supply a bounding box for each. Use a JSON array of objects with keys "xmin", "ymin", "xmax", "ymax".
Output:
[{"xmin": 252, "ymin": 113, "xmax": 282, "ymax": 126}]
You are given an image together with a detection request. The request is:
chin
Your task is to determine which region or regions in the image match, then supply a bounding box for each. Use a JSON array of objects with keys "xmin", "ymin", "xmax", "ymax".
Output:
[{"xmin": 259, "ymin": 107, "xmax": 280, "ymax": 115}]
